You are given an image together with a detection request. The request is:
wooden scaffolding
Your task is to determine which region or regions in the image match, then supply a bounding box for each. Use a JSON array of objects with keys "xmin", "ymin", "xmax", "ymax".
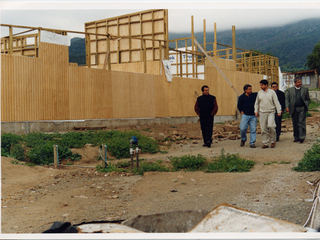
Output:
[{"xmin": 1, "ymin": 9, "xmax": 279, "ymax": 83}]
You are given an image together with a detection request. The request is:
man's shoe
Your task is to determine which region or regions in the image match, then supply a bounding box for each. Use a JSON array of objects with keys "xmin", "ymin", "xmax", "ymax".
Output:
[
  {"xmin": 271, "ymin": 143, "xmax": 276, "ymax": 148},
  {"xmin": 299, "ymin": 138, "xmax": 305, "ymax": 143},
  {"xmin": 240, "ymin": 140, "xmax": 245, "ymax": 147},
  {"xmin": 276, "ymin": 138, "xmax": 279, "ymax": 142},
  {"xmin": 261, "ymin": 145, "xmax": 269, "ymax": 149},
  {"xmin": 250, "ymin": 144, "xmax": 256, "ymax": 148},
  {"xmin": 293, "ymin": 139, "xmax": 299, "ymax": 142},
  {"xmin": 206, "ymin": 141, "xmax": 211, "ymax": 148},
  {"xmin": 202, "ymin": 143, "xmax": 207, "ymax": 147}
]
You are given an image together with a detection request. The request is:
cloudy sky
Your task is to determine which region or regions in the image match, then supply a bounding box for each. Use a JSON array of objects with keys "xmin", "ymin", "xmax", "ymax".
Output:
[{"xmin": 1, "ymin": 1, "xmax": 320, "ymax": 38}]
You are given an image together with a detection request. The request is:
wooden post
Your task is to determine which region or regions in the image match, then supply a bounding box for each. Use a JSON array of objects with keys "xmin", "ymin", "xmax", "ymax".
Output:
[
  {"xmin": 86, "ymin": 33, "xmax": 91, "ymax": 68},
  {"xmin": 53, "ymin": 145, "xmax": 58, "ymax": 167},
  {"xmin": 159, "ymin": 41, "xmax": 162, "ymax": 75},
  {"xmin": 180, "ymin": 51, "xmax": 183, "ymax": 77},
  {"xmin": 9, "ymin": 26, "xmax": 13, "ymax": 55},
  {"xmin": 214, "ymin": 23, "xmax": 217, "ymax": 56},
  {"xmin": 101, "ymin": 145, "xmax": 106, "ymax": 168},
  {"xmin": 232, "ymin": 26, "xmax": 236, "ymax": 61},
  {"xmin": 203, "ymin": 19, "xmax": 206, "ymax": 52},
  {"xmin": 107, "ymin": 36, "xmax": 111, "ymax": 70},
  {"xmin": 191, "ymin": 15, "xmax": 195, "ymax": 78},
  {"xmin": 143, "ymin": 39, "xmax": 147, "ymax": 73}
]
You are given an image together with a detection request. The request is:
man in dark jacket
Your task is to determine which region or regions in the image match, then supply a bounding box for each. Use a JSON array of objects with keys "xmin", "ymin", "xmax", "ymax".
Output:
[
  {"xmin": 285, "ymin": 77, "xmax": 310, "ymax": 143},
  {"xmin": 194, "ymin": 85, "xmax": 218, "ymax": 148},
  {"xmin": 271, "ymin": 82, "xmax": 286, "ymax": 141},
  {"xmin": 237, "ymin": 84, "xmax": 258, "ymax": 148}
]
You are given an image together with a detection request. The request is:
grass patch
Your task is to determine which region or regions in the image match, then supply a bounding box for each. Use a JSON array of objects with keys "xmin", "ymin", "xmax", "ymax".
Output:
[
  {"xmin": 96, "ymin": 150, "xmax": 255, "ymax": 175},
  {"xmin": 204, "ymin": 149, "xmax": 255, "ymax": 173},
  {"xmin": 1, "ymin": 130, "xmax": 159, "ymax": 165},
  {"xmin": 293, "ymin": 141, "xmax": 320, "ymax": 172},
  {"xmin": 170, "ymin": 154, "xmax": 206, "ymax": 171},
  {"xmin": 133, "ymin": 161, "xmax": 170, "ymax": 175}
]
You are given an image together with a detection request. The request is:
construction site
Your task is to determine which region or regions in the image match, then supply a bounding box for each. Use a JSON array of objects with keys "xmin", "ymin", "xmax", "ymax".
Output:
[
  {"xmin": 1, "ymin": 9, "xmax": 320, "ymax": 235},
  {"xmin": 1, "ymin": 9, "xmax": 279, "ymax": 134}
]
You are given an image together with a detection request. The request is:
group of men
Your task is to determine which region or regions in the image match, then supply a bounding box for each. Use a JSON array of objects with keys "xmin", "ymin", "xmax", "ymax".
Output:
[{"xmin": 194, "ymin": 78, "xmax": 310, "ymax": 148}]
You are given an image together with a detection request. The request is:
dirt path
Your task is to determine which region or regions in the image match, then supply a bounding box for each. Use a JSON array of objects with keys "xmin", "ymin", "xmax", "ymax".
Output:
[{"xmin": 2, "ymin": 116, "xmax": 320, "ymax": 233}]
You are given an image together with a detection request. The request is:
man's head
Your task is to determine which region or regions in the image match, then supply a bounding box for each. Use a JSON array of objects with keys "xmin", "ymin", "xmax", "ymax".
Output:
[
  {"xmin": 271, "ymin": 82, "xmax": 278, "ymax": 91},
  {"xmin": 201, "ymin": 85, "xmax": 209, "ymax": 95},
  {"xmin": 243, "ymin": 84, "xmax": 252, "ymax": 95},
  {"xmin": 294, "ymin": 76, "xmax": 302, "ymax": 88},
  {"xmin": 259, "ymin": 79, "xmax": 269, "ymax": 91}
]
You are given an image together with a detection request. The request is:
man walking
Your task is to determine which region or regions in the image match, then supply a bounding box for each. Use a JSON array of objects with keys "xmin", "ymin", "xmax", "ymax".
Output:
[
  {"xmin": 254, "ymin": 80, "xmax": 282, "ymax": 148},
  {"xmin": 194, "ymin": 85, "xmax": 218, "ymax": 148},
  {"xmin": 285, "ymin": 77, "xmax": 310, "ymax": 143},
  {"xmin": 237, "ymin": 84, "xmax": 258, "ymax": 148},
  {"xmin": 271, "ymin": 82, "xmax": 286, "ymax": 141}
]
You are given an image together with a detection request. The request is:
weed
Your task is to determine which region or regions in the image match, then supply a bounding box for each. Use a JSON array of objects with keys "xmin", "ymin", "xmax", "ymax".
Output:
[
  {"xmin": 309, "ymin": 100, "xmax": 320, "ymax": 111},
  {"xmin": 170, "ymin": 126, "xmax": 177, "ymax": 128},
  {"xmin": 142, "ymin": 128, "xmax": 151, "ymax": 132},
  {"xmin": 1, "ymin": 133, "xmax": 22, "ymax": 156},
  {"xmin": 116, "ymin": 161, "xmax": 131, "ymax": 168},
  {"xmin": 159, "ymin": 150, "xmax": 168, "ymax": 154},
  {"xmin": 293, "ymin": 141, "xmax": 320, "ymax": 172},
  {"xmin": 279, "ymin": 161, "xmax": 291, "ymax": 164},
  {"xmin": 204, "ymin": 148, "xmax": 255, "ymax": 173},
  {"xmin": 263, "ymin": 162, "xmax": 272, "ymax": 165},
  {"xmin": 170, "ymin": 154, "xmax": 206, "ymax": 171},
  {"xmin": 11, "ymin": 143, "xmax": 26, "ymax": 161},
  {"xmin": 133, "ymin": 161, "xmax": 169, "ymax": 175}
]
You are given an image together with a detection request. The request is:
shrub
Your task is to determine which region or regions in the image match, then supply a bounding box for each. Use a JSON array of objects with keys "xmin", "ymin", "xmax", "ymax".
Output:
[
  {"xmin": 133, "ymin": 161, "xmax": 169, "ymax": 175},
  {"xmin": 1, "ymin": 133, "xmax": 22, "ymax": 156},
  {"xmin": 27, "ymin": 141, "xmax": 55, "ymax": 165},
  {"xmin": 10, "ymin": 143, "xmax": 26, "ymax": 161},
  {"xmin": 293, "ymin": 141, "xmax": 320, "ymax": 172},
  {"xmin": 204, "ymin": 149, "xmax": 255, "ymax": 173},
  {"xmin": 170, "ymin": 154, "xmax": 206, "ymax": 171}
]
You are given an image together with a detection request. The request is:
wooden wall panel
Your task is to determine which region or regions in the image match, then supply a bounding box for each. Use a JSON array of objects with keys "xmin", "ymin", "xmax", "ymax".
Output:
[{"xmin": 1, "ymin": 42, "xmax": 266, "ymax": 122}]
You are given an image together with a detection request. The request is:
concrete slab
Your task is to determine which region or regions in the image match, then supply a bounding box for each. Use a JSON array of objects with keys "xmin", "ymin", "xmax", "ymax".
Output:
[{"xmin": 189, "ymin": 203, "xmax": 307, "ymax": 233}]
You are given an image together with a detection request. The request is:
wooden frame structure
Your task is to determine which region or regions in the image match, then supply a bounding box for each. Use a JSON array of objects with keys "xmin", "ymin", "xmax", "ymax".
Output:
[
  {"xmin": 1, "ymin": 9, "xmax": 279, "ymax": 83},
  {"xmin": 84, "ymin": 9, "xmax": 169, "ymax": 73}
]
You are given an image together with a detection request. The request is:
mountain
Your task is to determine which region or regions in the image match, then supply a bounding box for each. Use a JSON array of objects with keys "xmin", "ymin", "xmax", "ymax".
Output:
[{"xmin": 69, "ymin": 18, "xmax": 320, "ymax": 72}]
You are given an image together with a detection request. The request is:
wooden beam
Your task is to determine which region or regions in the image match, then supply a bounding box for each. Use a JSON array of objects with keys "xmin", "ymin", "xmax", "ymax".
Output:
[
  {"xmin": 9, "ymin": 26, "xmax": 13, "ymax": 55},
  {"xmin": 191, "ymin": 15, "xmax": 195, "ymax": 78},
  {"xmin": 232, "ymin": 25, "xmax": 236, "ymax": 61},
  {"xmin": 193, "ymin": 38, "xmax": 240, "ymax": 97},
  {"xmin": 214, "ymin": 23, "xmax": 217, "ymax": 56}
]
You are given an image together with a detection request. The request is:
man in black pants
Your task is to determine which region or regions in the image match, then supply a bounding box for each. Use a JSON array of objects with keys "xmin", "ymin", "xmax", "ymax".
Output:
[
  {"xmin": 271, "ymin": 82, "xmax": 286, "ymax": 141},
  {"xmin": 194, "ymin": 85, "xmax": 218, "ymax": 148}
]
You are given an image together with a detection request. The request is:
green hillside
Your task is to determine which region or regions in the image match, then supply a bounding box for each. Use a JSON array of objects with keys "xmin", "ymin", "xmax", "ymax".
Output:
[{"xmin": 69, "ymin": 18, "xmax": 320, "ymax": 72}]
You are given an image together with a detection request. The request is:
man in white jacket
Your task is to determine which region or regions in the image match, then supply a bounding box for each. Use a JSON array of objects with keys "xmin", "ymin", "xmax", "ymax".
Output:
[{"xmin": 254, "ymin": 79, "xmax": 282, "ymax": 148}]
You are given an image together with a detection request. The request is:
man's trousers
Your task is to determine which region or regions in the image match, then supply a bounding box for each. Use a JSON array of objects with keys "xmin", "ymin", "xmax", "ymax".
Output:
[
  {"xmin": 259, "ymin": 111, "xmax": 276, "ymax": 145},
  {"xmin": 275, "ymin": 112, "xmax": 282, "ymax": 141},
  {"xmin": 292, "ymin": 106, "xmax": 307, "ymax": 140},
  {"xmin": 239, "ymin": 114, "xmax": 257, "ymax": 145},
  {"xmin": 200, "ymin": 115, "xmax": 214, "ymax": 144}
]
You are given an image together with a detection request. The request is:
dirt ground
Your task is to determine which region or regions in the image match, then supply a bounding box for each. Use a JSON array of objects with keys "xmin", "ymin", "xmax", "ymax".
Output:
[{"xmin": 2, "ymin": 113, "xmax": 320, "ymax": 233}]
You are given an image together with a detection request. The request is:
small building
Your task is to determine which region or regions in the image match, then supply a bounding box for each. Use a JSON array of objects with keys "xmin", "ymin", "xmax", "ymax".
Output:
[{"xmin": 294, "ymin": 69, "xmax": 320, "ymax": 89}]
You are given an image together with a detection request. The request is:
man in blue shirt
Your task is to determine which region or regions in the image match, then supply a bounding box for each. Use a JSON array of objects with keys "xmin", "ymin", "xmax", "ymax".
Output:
[{"xmin": 237, "ymin": 84, "xmax": 258, "ymax": 148}]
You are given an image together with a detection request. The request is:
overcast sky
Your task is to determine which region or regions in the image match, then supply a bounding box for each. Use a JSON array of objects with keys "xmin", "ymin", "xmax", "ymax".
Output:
[{"xmin": 1, "ymin": 1, "xmax": 320, "ymax": 38}]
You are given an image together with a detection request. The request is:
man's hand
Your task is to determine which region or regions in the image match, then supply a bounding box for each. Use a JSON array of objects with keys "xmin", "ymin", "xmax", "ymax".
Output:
[
  {"xmin": 255, "ymin": 112, "xmax": 258, "ymax": 117},
  {"xmin": 286, "ymin": 107, "xmax": 289, "ymax": 112},
  {"xmin": 241, "ymin": 111, "xmax": 244, "ymax": 115},
  {"xmin": 278, "ymin": 113, "xmax": 281, "ymax": 117}
]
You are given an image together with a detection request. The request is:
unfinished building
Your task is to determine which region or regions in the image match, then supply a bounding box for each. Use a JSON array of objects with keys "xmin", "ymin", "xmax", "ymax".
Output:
[{"xmin": 1, "ymin": 9, "xmax": 279, "ymax": 134}]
